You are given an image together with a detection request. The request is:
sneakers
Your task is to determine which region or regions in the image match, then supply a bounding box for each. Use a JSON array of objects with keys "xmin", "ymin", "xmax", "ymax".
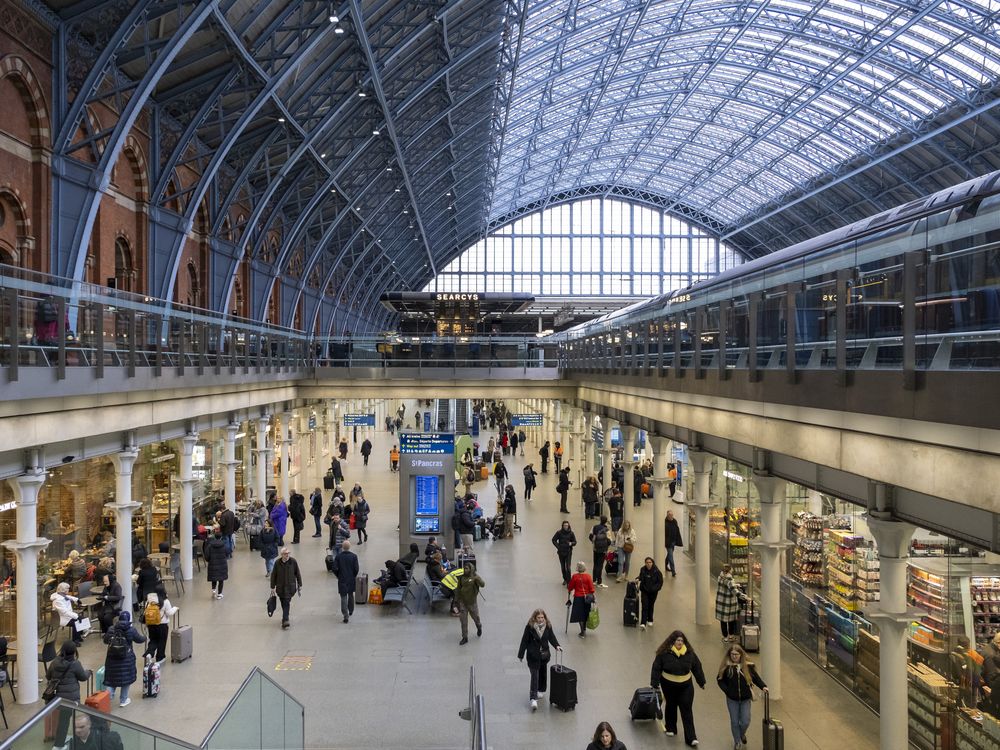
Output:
[
  {"xmin": 639, "ymin": 623, "xmax": 646, "ymax": 630},
  {"xmin": 577, "ymin": 632, "xmax": 586, "ymax": 638},
  {"xmin": 598, "ymin": 583, "xmax": 608, "ymax": 588},
  {"xmin": 690, "ymin": 741, "xmax": 699, "ymax": 747},
  {"xmin": 216, "ymin": 593, "xmax": 224, "ymax": 600},
  {"xmin": 459, "ymin": 637, "xmax": 469, "ymax": 645},
  {"xmin": 119, "ymin": 698, "xmax": 132, "ymax": 708},
  {"xmin": 530, "ymin": 699, "xmax": 538, "ymax": 711},
  {"xmin": 647, "ymin": 621, "xmax": 654, "ymax": 625},
  {"xmin": 281, "ymin": 621, "xmax": 289, "ymax": 629},
  {"xmin": 311, "ymin": 533, "xmax": 322, "ymax": 538},
  {"xmin": 665, "ymin": 730, "xmax": 676, "ymax": 736}
]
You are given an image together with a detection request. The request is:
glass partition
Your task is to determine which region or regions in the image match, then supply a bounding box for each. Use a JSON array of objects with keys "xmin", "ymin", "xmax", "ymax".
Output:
[{"xmin": 203, "ymin": 668, "xmax": 304, "ymax": 750}]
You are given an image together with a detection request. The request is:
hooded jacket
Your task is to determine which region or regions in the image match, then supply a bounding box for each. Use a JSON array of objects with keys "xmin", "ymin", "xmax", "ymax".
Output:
[
  {"xmin": 454, "ymin": 565, "xmax": 484, "ymax": 606},
  {"xmin": 102, "ymin": 612, "xmax": 146, "ymax": 687},
  {"xmin": 46, "ymin": 647, "xmax": 89, "ymax": 701},
  {"xmin": 551, "ymin": 527, "xmax": 577, "ymax": 556}
]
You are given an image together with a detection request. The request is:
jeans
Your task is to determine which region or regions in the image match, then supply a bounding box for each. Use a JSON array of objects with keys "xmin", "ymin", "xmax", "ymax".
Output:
[
  {"xmin": 727, "ymin": 698, "xmax": 751, "ymax": 745},
  {"xmin": 611, "ymin": 515, "xmax": 623, "ymax": 532},
  {"xmin": 666, "ymin": 545, "xmax": 677, "ymax": 575},
  {"xmin": 313, "ymin": 515, "xmax": 322, "ymax": 535},
  {"xmin": 340, "ymin": 592, "xmax": 355, "ymax": 619},
  {"xmin": 108, "ymin": 684, "xmax": 131, "ymax": 705},
  {"xmin": 265, "ymin": 556, "xmax": 277, "ymax": 575},
  {"xmin": 617, "ymin": 548, "xmax": 632, "ymax": 576},
  {"xmin": 659, "ymin": 678, "xmax": 696, "ymax": 745},
  {"xmin": 224, "ymin": 534, "xmax": 234, "ymax": 558},
  {"xmin": 524, "ymin": 482, "xmax": 533, "ymax": 499},
  {"xmin": 527, "ymin": 658, "xmax": 549, "ymax": 698}
]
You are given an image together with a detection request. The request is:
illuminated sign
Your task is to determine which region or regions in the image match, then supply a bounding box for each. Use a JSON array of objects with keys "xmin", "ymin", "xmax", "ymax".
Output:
[
  {"xmin": 512, "ymin": 413, "xmax": 543, "ymax": 427},
  {"xmin": 435, "ymin": 293, "xmax": 480, "ymax": 301},
  {"xmin": 668, "ymin": 293, "xmax": 693, "ymax": 305},
  {"xmin": 343, "ymin": 413, "xmax": 375, "ymax": 426},
  {"xmin": 400, "ymin": 432, "xmax": 454, "ymax": 454}
]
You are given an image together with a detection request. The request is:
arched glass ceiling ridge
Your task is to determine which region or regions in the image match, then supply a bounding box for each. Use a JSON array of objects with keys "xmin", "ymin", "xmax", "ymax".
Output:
[{"xmin": 492, "ymin": 0, "xmax": 1000, "ymax": 227}]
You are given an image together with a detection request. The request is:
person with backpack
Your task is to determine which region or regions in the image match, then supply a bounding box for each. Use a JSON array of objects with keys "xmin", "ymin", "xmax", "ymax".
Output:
[
  {"xmin": 102, "ymin": 611, "xmax": 146, "ymax": 707},
  {"xmin": 493, "ymin": 458, "xmax": 508, "ymax": 498},
  {"xmin": 517, "ymin": 608, "xmax": 562, "ymax": 711},
  {"xmin": 606, "ymin": 484, "xmax": 624, "ymax": 532},
  {"xmin": 34, "ymin": 295, "xmax": 63, "ymax": 346},
  {"xmin": 539, "ymin": 441, "xmax": 551, "ymax": 473},
  {"xmin": 45, "ymin": 641, "xmax": 90, "ymax": 746},
  {"xmin": 455, "ymin": 562, "xmax": 485, "ymax": 645},
  {"xmin": 456, "ymin": 500, "xmax": 477, "ymax": 552},
  {"xmin": 589, "ymin": 515, "xmax": 612, "ymax": 587},
  {"xmin": 218, "ymin": 506, "xmax": 239, "ymax": 557},
  {"xmin": 557, "ymin": 467, "xmax": 572, "ymax": 513},
  {"xmin": 309, "ymin": 487, "xmax": 324, "ymax": 537},
  {"xmin": 463, "ymin": 464, "xmax": 477, "ymax": 496},
  {"xmin": 141, "ymin": 583, "xmax": 178, "ymax": 665},
  {"xmin": 523, "ymin": 463, "xmax": 538, "ymax": 500},
  {"xmin": 288, "ymin": 489, "xmax": 306, "ymax": 544}
]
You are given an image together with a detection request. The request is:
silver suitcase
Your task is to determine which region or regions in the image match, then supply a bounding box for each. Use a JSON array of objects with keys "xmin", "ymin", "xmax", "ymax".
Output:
[{"xmin": 170, "ymin": 612, "xmax": 192, "ymax": 662}]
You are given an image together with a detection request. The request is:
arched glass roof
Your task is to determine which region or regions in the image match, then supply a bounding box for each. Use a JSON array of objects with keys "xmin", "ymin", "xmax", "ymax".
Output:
[{"xmin": 492, "ymin": 0, "xmax": 1000, "ymax": 228}]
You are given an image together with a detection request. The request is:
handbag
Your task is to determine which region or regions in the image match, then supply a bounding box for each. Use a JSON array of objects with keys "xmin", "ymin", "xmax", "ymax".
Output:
[
  {"xmin": 266, "ymin": 593, "xmax": 277, "ymax": 617},
  {"xmin": 368, "ymin": 588, "xmax": 383, "ymax": 605},
  {"xmin": 623, "ymin": 542, "xmax": 634, "ymax": 554},
  {"xmin": 42, "ymin": 662, "xmax": 69, "ymax": 703}
]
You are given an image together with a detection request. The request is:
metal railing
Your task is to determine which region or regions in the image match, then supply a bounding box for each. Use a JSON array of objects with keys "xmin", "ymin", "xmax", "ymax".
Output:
[{"xmin": 460, "ymin": 666, "xmax": 488, "ymax": 750}]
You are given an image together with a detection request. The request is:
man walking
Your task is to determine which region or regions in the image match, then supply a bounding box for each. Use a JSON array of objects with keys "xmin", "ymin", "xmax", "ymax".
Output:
[
  {"xmin": 589, "ymin": 515, "xmax": 611, "ymax": 588},
  {"xmin": 327, "ymin": 512, "xmax": 351, "ymax": 555},
  {"xmin": 309, "ymin": 487, "xmax": 323, "ymax": 538},
  {"xmin": 269, "ymin": 548, "xmax": 302, "ymax": 629},
  {"xmin": 360, "ymin": 438, "xmax": 372, "ymax": 466},
  {"xmin": 664, "ymin": 510, "xmax": 683, "ymax": 578},
  {"xmin": 455, "ymin": 562, "xmax": 485, "ymax": 645},
  {"xmin": 331, "ymin": 540, "xmax": 360, "ymax": 623},
  {"xmin": 218, "ymin": 506, "xmax": 238, "ymax": 558},
  {"xmin": 289, "ymin": 489, "xmax": 306, "ymax": 544},
  {"xmin": 493, "ymin": 458, "xmax": 508, "ymax": 499}
]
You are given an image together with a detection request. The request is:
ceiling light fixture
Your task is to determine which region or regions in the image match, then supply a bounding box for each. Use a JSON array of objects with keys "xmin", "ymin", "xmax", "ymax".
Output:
[
  {"xmin": 394, "ymin": 188, "xmax": 400, "ymax": 192},
  {"xmin": 334, "ymin": 26, "xmax": 344, "ymax": 34},
  {"xmin": 358, "ymin": 90, "xmax": 366, "ymax": 98},
  {"xmin": 372, "ymin": 128, "xmax": 380, "ymax": 135},
  {"xmin": 329, "ymin": 14, "xmax": 339, "ymax": 23},
  {"xmin": 320, "ymin": 153, "xmax": 326, "ymax": 158},
  {"xmin": 386, "ymin": 166, "xmax": 393, "ymax": 172},
  {"xmin": 277, "ymin": 117, "xmax": 285, "ymax": 123}
]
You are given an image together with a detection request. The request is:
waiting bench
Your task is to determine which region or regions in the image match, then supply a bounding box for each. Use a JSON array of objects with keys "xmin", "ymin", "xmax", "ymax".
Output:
[{"xmin": 415, "ymin": 575, "xmax": 452, "ymax": 613}]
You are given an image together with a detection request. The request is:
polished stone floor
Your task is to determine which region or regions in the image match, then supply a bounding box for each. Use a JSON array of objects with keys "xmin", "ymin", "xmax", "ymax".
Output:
[{"xmin": 0, "ymin": 401, "xmax": 880, "ymax": 749}]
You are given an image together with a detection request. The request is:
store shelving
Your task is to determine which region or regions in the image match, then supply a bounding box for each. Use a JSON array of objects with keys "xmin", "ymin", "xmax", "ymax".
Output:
[
  {"xmin": 826, "ymin": 529, "xmax": 863, "ymax": 611},
  {"xmin": 789, "ymin": 513, "xmax": 826, "ymax": 588},
  {"xmin": 969, "ymin": 576, "xmax": 1000, "ymax": 647},
  {"xmin": 955, "ymin": 708, "xmax": 1000, "ymax": 750},
  {"xmin": 908, "ymin": 561, "xmax": 969, "ymax": 655},
  {"xmin": 855, "ymin": 628, "xmax": 880, "ymax": 711},
  {"xmin": 908, "ymin": 663, "xmax": 957, "ymax": 750}
]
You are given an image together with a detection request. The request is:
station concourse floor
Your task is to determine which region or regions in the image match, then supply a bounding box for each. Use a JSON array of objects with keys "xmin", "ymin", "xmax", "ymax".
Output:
[{"xmin": 1, "ymin": 420, "xmax": 880, "ymax": 749}]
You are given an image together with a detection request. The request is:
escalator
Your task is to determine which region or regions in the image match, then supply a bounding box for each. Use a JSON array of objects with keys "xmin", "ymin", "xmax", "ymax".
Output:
[
  {"xmin": 454, "ymin": 398, "xmax": 469, "ymax": 434},
  {"xmin": 435, "ymin": 398, "xmax": 450, "ymax": 432}
]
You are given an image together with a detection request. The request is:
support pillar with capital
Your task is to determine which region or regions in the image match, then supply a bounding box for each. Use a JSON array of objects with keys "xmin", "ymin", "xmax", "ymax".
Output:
[
  {"xmin": 278, "ymin": 412, "xmax": 293, "ymax": 502},
  {"xmin": 253, "ymin": 416, "xmax": 272, "ymax": 506},
  {"xmin": 3, "ymin": 468, "xmax": 50, "ymax": 703},
  {"xmin": 108, "ymin": 446, "xmax": 141, "ymax": 614},
  {"xmin": 620, "ymin": 425, "xmax": 639, "ymax": 527},
  {"xmin": 750, "ymin": 473, "xmax": 793, "ymax": 700},
  {"xmin": 865, "ymin": 515, "xmax": 917, "ymax": 750},
  {"xmin": 650, "ymin": 437, "xmax": 672, "ymax": 562},
  {"xmin": 175, "ymin": 434, "xmax": 199, "ymax": 581},
  {"xmin": 221, "ymin": 423, "xmax": 240, "ymax": 512},
  {"xmin": 688, "ymin": 451, "xmax": 717, "ymax": 625}
]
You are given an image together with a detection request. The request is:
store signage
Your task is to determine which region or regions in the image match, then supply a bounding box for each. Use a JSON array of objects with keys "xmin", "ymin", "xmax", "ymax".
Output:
[
  {"xmin": 511, "ymin": 413, "xmax": 543, "ymax": 427},
  {"xmin": 400, "ymin": 432, "xmax": 454, "ymax": 455},
  {"xmin": 150, "ymin": 454, "xmax": 175, "ymax": 464},
  {"xmin": 308, "ymin": 414, "xmax": 317, "ymax": 430},
  {"xmin": 343, "ymin": 413, "xmax": 375, "ymax": 426},
  {"xmin": 435, "ymin": 293, "xmax": 479, "ymax": 301},
  {"xmin": 0, "ymin": 501, "xmax": 15, "ymax": 512},
  {"xmin": 723, "ymin": 470, "xmax": 746, "ymax": 483}
]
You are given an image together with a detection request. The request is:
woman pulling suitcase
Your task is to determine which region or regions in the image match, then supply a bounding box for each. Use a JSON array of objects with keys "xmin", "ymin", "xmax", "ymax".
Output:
[
  {"xmin": 516, "ymin": 609, "xmax": 562, "ymax": 711},
  {"xmin": 717, "ymin": 644, "xmax": 768, "ymax": 750}
]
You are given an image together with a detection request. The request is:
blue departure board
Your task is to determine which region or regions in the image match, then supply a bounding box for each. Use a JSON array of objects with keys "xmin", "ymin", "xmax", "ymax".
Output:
[
  {"xmin": 414, "ymin": 475, "xmax": 440, "ymax": 516},
  {"xmin": 343, "ymin": 413, "xmax": 375, "ymax": 426},
  {"xmin": 511, "ymin": 413, "xmax": 543, "ymax": 427},
  {"xmin": 400, "ymin": 432, "xmax": 454, "ymax": 454}
]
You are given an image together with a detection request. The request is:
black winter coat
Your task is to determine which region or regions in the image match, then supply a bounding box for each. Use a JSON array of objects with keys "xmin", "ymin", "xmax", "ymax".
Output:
[
  {"xmin": 503, "ymin": 488, "xmax": 517, "ymax": 515},
  {"xmin": 650, "ymin": 647, "xmax": 706, "ymax": 688},
  {"xmin": 203, "ymin": 537, "xmax": 229, "ymax": 582},
  {"xmin": 102, "ymin": 622, "xmax": 146, "ymax": 687},
  {"xmin": 259, "ymin": 528, "xmax": 279, "ymax": 560},
  {"xmin": 46, "ymin": 654, "xmax": 89, "ymax": 701},
  {"xmin": 638, "ymin": 565, "xmax": 664, "ymax": 594},
  {"xmin": 270, "ymin": 557, "xmax": 302, "ymax": 598},
  {"xmin": 360, "ymin": 439, "xmax": 372, "ymax": 456},
  {"xmin": 332, "ymin": 551, "xmax": 360, "ymax": 594},
  {"xmin": 134, "ymin": 567, "xmax": 160, "ymax": 604},
  {"xmin": 717, "ymin": 663, "xmax": 767, "ymax": 701},
  {"xmin": 289, "ymin": 494, "xmax": 306, "ymax": 525},
  {"xmin": 551, "ymin": 528, "xmax": 577, "ymax": 556},
  {"xmin": 665, "ymin": 517, "xmax": 684, "ymax": 548},
  {"xmin": 517, "ymin": 624, "xmax": 560, "ymax": 663},
  {"xmin": 353, "ymin": 499, "xmax": 370, "ymax": 530}
]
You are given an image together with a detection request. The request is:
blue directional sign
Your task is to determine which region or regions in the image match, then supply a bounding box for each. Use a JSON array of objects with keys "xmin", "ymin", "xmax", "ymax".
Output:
[
  {"xmin": 511, "ymin": 413, "xmax": 544, "ymax": 427},
  {"xmin": 400, "ymin": 432, "xmax": 454, "ymax": 454},
  {"xmin": 343, "ymin": 413, "xmax": 375, "ymax": 426}
]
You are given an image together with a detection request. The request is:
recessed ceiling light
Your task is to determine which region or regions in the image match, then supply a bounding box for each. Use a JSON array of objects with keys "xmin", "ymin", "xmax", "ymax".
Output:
[
  {"xmin": 358, "ymin": 90, "xmax": 366, "ymax": 98},
  {"xmin": 329, "ymin": 14, "xmax": 339, "ymax": 22},
  {"xmin": 277, "ymin": 117, "xmax": 285, "ymax": 123},
  {"xmin": 394, "ymin": 188, "xmax": 400, "ymax": 192},
  {"xmin": 334, "ymin": 26, "xmax": 344, "ymax": 34},
  {"xmin": 386, "ymin": 166, "xmax": 392, "ymax": 172},
  {"xmin": 372, "ymin": 128, "xmax": 380, "ymax": 136},
  {"xmin": 330, "ymin": 188, "xmax": 337, "ymax": 193},
  {"xmin": 320, "ymin": 153, "xmax": 326, "ymax": 158}
]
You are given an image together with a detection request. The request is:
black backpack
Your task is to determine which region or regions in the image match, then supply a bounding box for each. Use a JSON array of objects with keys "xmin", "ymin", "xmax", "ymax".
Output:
[
  {"xmin": 107, "ymin": 629, "xmax": 128, "ymax": 658},
  {"xmin": 593, "ymin": 526, "xmax": 610, "ymax": 553},
  {"xmin": 38, "ymin": 299, "xmax": 58, "ymax": 323}
]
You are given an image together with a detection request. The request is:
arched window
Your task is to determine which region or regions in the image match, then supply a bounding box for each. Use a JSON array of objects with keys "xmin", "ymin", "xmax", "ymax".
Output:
[
  {"xmin": 422, "ymin": 197, "xmax": 744, "ymax": 296},
  {"xmin": 114, "ymin": 237, "xmax": 134, "ymax": 292},
  {"xmin": 186, "ymin": 262, "xmax": 200, "ymax": 308}
]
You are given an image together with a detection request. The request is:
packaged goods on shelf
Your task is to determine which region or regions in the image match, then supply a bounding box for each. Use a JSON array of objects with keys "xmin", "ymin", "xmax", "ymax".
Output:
[
  {"xmin": 956, "ymin": 707, "xmax": 1000, "ymax": 750},
  {"xmin": 908, "ymin": 563, "xmax": 967, "ymax": 654},
  {"xmin": 908, "ymin": 664, "xmax": 957, "ymax": 750},
  {"xmin": 970, "ymin": 576, "xmax": 1000, "ymax": 647}
]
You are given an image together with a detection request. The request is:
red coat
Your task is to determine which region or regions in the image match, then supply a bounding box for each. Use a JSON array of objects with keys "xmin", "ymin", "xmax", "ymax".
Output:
[{"xmin": 567, "ymin": 572, "xmax": 595, "ymax": 598}]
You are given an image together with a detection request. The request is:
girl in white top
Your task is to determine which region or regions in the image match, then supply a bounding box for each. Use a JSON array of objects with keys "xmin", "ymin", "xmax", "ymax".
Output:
[
  {"xmin": 614, "ymin": 520, "xmax": 638, "ymax": 582},
  {"xmin": 141, "ymin": 585, "xmax": 179, "ymax": 665}
]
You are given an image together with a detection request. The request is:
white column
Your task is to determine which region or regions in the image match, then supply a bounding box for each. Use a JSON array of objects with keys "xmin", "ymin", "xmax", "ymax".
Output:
[
  {"xmin": 750, "ymin": 473, "xmax": 793, "ymax": 700},
  {"xmin": 580, "ymin": 412, "xmax": 594, "ymax": 486},
  {"xmin": 278, "ymin": 412, "xmax": 292, "ymax": 503},
  {"xmin": 620, "ymin": 425, "xmax": 639, "ymax": 524},
  {"xmin": 650, "ymin": 437, "xmax": 671, "ymax": 561},
  {"xmin": 107, "ymin": 446, "xmax": 141, "ymax": 614},
  {"xmin": 688, "ymin": 450, "xmax": 717, "ymax": 625},
  {"xmin": 865, "ymin": 516, "xmax": 917, "ymax": 750},
  {"xmin": 3, "ymin": 468, "xmax": 50, "ymax": 704},
  {"xmin": 254, "ymin": 416, "xmax": 271, "ymax": 505},
  {"xmin": 221, "ymin": 423, "xmax": 240, "ymax": 512},
  {"xmin": 175, "ymin": 434, "xmax": 199, "ymax": 581}
]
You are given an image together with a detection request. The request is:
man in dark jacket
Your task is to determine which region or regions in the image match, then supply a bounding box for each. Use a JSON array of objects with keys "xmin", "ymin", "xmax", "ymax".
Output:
[
  {"xmin": 457, "ymin": 502, "xmax": 477, "ymax": 552},
  {"xmin": 269, "ymin": 547, "xmax": 302, "ymax": 629},
  {"xmin": 218, "ymin": 507, "xmax": 238, "ymax": 557},
  {"xmin": 606, "ymin": 484, "xmax": 624, "ymax": 532},
  {"xmin": 330, "ymin": 456, "xmax": 344, "ymax": 484},
  {"xmin": 309, "ymin": 487, "xmax": 323, "ymax": 537},
  {"xmin": 331, "ymin": 540, "xmax": 361, "ymax": 623},
  {"xmin": 288, "ymin": 489, "xmax": 306, "ymax": 544},
  {"xmin": 664, "ymin": 510, "xmax": 684, "ymax": 577},
  {"xmin": 556, "ymin": 467, "xmax": 572, "ymax": 513},
  {"xmin": 551, "ymin": 520, "xmax": 577, "ymax": 584},
  {"xmin": 70, "ymin": 714, "xmax": 124, "ymax": 750},
  {"xmin": 589, "ymin": 516, "xmax": 612, "ymax": 587},
  {"xmin": 539, "ymin": 441, "xmax": 550, "ymax": 473},
  {"xmin": 360, "ymin": 438, "xmax": 372, "ymax": 466},
  {"xmin": 327, "ymin": 513, "xmax": 351, "ymax": 555}
]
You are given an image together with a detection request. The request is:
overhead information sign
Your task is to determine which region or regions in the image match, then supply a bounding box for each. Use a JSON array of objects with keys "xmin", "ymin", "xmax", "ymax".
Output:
[
  {"xmin": 343, "ymin": 413, "xmax": 375, "ymax": 426},
  {"xmin": 511, "ymin": 413, "xmax": 543, "ymax": 427},
  {"xmin": 400, "ymin": 432, "xmax": 455, "ymax": 454}
]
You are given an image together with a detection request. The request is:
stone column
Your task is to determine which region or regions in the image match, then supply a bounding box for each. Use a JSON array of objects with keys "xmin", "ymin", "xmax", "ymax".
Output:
[
  {"xmin": 750, "ymin": 473, "xmax": 793, "ymax": 700},
  {"xmin": 580, "ymin": 412, "xmax": 594, "ymax": 485},
  {"xmin": 221, "ymin": 423, "xmax": 240, "ymax": 512},
  {"xmin": 688, "ymin": 450, "xmax": 717, "ymax": 625},
  {"xmin": 865, "ymin": 515, "xmax": 917, "ymax": 750},
  {"xmin": 3, "ymin": 468, "xmax": 50, "ymax": 704},
  {"xmin": 567, "ymin": 407, "xmax": 583, "ymax": 506},
  {"xmin": 328, "ymin": 400, "xmax": 337, "ymax": 455},
  {"xmin": 175, "ymin": 434, "xmax": 199, "ymax": 581},
  {"xmin": 253, "ymin": 416, "xmax": 271, "ymax": 507},
  {"xmin": 620, "ymin": 425, "xmax": 639, "ymax": 525},
  {"xmin": 650, "ymin": 436, "xmax": 671, "ymax": 561},
  {"xmin": 278, "ymin": 411, "xmax": 292, "ymax": 503},
  {"xmin": 107, "ymin": 446, "xmax": 141, "ymax": 614}
]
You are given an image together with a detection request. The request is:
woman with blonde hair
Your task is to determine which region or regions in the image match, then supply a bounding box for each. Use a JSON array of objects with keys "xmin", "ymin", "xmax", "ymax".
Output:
[
  {"xmin": 614, "ymin": 519, "xmax": 637, "ymax": 582},
  {"xmin": 717, "ymin": 643, "xmax": 767, "ymax": 750},
  {"xmin": 517, "ymin": 609, "xmax": 562, "ymax": 711}
]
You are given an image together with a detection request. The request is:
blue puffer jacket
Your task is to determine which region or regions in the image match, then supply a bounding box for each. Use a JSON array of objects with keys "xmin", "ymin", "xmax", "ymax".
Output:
[{"xmin": 102, "ymin": 612, "xmax": 146, "ymax": 687}]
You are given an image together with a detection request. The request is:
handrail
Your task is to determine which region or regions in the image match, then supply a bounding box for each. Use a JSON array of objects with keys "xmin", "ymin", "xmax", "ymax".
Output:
[
  {"xmin": 202, "ymin": 666, "xmax": 305, "ymax": 745},
  {"xmin": 461, "ymin": 666, "xmax": 488, "ymax": 750}
]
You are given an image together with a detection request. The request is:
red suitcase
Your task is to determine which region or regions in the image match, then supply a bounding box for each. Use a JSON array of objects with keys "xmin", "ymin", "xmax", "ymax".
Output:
[{"xmin": 85, "ymin": 689, "xmax": 111, "ymax": 713}]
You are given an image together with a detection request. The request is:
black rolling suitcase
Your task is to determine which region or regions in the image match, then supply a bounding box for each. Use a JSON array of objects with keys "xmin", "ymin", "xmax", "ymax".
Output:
[
  {"xmin": 628, "ymin": 687, "xmax": 660, "ymax": 720},
  {"xmin": 762, "ymin": 692, "xmax": 784, "ymax": 749},
  {"xmin": 623, "ymin": 581, "xmax": 639, "ymax": 627},
  {"xmin": 323, "ymin": 471, "xmax": 335, "ymax": 490},
  {"xmin": 549, "ymin": 650, "xmax": 577, "ymax": 712}
]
